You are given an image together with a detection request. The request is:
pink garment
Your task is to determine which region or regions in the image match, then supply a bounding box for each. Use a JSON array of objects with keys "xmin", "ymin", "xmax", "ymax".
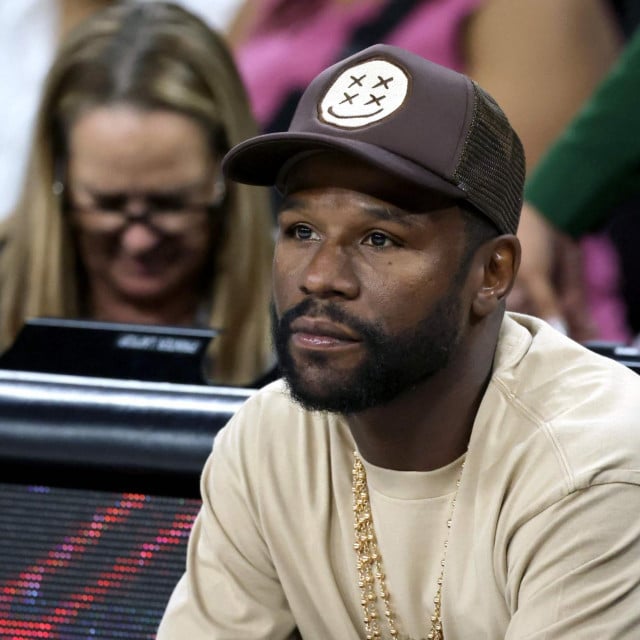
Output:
[
  {"xmin": 582, "ymin": 234, "xmax": 632, "ymax": 343},
  {"xmin": 235, "ymin": 0, "xmax": 483, "ymax": 128}
]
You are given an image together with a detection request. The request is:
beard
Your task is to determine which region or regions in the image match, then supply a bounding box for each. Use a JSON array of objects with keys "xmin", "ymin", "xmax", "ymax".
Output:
[{"xmin": 272, "ymin": 283, "xmax": 464, "ymax": 414}]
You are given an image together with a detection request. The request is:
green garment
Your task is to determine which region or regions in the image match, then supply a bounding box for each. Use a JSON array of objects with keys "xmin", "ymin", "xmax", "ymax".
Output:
[{"xmin": 524, "ymin": 28, "xmax": 640, "ymax": 237}]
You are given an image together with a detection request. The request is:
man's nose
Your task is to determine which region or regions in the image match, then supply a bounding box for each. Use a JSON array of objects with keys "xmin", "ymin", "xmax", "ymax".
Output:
[{"xmin": 300, "ymin": 242, "xmax": 359, "ymax": 299}]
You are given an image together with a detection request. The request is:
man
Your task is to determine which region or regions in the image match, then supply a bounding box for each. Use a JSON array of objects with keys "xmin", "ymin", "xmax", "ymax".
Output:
[{"xmin": 158, "ymin": 45, "xmax": 640, "ymax": 639}]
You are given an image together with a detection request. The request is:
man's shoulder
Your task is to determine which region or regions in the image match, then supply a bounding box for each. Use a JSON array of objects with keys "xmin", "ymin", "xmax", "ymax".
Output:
[
  {"xmin": 209, "ymin": 379, "xmax": 353, "ymax": 502},
  {"xmin": 224, "ymin": 379, "xmax": 303, "ymax": 431},
  {"xmin": 234, "ymin": 378, "xmax": 305, "ymax": 422},
  {"xmin": 214, "ymin": 378, "xmax": 344, "ymax": 455},
  {"xmin": 490, "ymin": 314, "xmax": 640, "ymax": 490},
  {"xmin": 496, "ymin": 313, "xmax": 640, "ymax": 424}
]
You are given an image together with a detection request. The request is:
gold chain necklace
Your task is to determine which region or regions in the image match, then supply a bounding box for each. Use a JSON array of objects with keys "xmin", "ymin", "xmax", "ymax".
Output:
[{"xmin": 352, "ymin": 451, "xmax": 464, "ymax": 640}]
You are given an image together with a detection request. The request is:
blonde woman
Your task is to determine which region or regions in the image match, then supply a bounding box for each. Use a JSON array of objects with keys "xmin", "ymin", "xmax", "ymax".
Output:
[{"xmin": 0, "ymin": 1, "xmax": 274, "ymax": 387}]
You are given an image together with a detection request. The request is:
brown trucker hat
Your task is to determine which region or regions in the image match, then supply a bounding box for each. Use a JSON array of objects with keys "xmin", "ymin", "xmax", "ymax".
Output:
[{"xmin": 223, "ymin": 44, "xmax": 525, "ymax": 234}]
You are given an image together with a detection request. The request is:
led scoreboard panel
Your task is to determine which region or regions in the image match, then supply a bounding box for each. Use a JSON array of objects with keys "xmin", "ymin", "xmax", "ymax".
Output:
[
  {"xmin": 0, "ymin": 368, "xmax": 252, "ymax": 640},
  {"xmin": 0, "ymin": 484, "xmax": 200, "ymax": 639}
]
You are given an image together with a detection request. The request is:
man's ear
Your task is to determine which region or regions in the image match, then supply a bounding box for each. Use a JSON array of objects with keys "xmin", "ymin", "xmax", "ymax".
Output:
[{"xmin": 471, "ymin": 235, "xmax": 521, "ymax": 318}]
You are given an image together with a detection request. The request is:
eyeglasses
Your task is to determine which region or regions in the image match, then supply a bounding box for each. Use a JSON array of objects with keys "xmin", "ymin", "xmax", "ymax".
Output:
[{"xmin": 65, "ymin": 180, "xmax": 226, "ymax": 235}]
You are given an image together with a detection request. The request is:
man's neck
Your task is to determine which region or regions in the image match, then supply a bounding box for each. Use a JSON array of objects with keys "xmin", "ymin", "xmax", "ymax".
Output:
[{"xmin": 346, "ymin": 332, "xmax": 497, "ymax": 471}]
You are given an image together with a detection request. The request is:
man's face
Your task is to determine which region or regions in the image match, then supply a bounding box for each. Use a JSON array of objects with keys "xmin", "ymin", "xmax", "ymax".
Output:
[{"xmin": 272, "ymin": 152, "xmax": 474, "ymax": 413}]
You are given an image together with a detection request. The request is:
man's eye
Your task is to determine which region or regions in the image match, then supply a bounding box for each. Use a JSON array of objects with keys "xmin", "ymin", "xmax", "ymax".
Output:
[
  {"xmin": 363, "ymin": 231, "xmax": 394, "ymax": 248},
  {"xmin": 291, "ymin": 225, "xmax": 318, "ymax": 241}
]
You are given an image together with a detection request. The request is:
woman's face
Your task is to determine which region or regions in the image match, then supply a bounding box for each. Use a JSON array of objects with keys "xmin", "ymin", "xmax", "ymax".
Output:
[{"xmin": 66, "ymin": 105, "xmax": 222, "ymax": 315}]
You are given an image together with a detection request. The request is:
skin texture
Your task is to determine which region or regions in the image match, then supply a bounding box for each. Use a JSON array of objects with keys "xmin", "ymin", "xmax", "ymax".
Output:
[
  {"xmin": 508, "ymin": 202, "xmax": 598, "ymax": 341},
  {"xmin": 465, "ymin": 0, "xmax": 621, "ymax": 170},
  {"xmin": 273, "ymin": 152, "xmax": 520, "ymax": 470},
  {"xmin": 67, "ymin": 105, "xmax": 220, "ymax": 326}
]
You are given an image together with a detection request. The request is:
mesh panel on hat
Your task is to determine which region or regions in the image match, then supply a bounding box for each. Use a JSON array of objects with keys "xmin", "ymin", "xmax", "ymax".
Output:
[{"xmin": 453, "ymin": 83, "xmax": 525, "ymax": 235}]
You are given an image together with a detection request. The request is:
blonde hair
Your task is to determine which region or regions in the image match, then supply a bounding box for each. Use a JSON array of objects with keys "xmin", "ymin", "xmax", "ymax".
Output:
[{"xmin": 0, "ymin": 1, "xmax": 274, "ymax": 386}]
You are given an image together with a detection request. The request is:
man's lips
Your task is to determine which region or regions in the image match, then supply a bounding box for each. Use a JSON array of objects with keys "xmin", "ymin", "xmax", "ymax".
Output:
[{"xmin": 289, "ymin": 317, "xmax": 361, "ymax": 348}]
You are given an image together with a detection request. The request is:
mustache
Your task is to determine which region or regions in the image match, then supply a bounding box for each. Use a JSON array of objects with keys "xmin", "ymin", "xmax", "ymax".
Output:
[{"xmin": 276, "ymin": 298, "xmax": 378, "ymax": 340}]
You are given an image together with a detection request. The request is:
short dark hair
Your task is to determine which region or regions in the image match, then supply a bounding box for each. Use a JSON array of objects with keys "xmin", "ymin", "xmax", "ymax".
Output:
[
  {"xmin": 454, "ymin": 202, "xmax": 501, "ymax": 284},
  {"xmin": 461, "ymin": 201, "xmax": 501, "ymax": 245}
]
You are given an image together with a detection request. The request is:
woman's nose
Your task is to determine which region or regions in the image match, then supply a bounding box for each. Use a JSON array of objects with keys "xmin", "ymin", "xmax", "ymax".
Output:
[{"xmin": 119, "ymin": 219, "xmax": 162, "ymax": 254}]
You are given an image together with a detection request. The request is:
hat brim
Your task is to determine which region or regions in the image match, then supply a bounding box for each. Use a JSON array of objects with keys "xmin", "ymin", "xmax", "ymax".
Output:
[{"xmin": 222, "ymin": 132, "xmax": 466, "ymax": 200}]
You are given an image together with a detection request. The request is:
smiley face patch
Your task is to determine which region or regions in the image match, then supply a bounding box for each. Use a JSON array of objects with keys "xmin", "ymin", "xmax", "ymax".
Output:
[{"xmin": 318, "ymin": 58, "xmax": 410, "ymax": 129}]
